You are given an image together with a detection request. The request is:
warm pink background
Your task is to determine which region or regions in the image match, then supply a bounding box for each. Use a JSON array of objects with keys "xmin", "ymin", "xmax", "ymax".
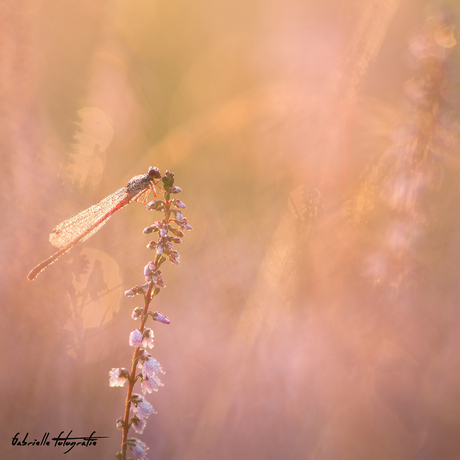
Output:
[{"xmin": 3, "ymin": 1, "xmax": 460, "ymax": 459}]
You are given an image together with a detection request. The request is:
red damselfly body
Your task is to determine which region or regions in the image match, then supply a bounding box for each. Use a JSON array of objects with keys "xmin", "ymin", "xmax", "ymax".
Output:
[{"xmin": 27, "ymin": 167, "xmax": 162, "ymax": 281}]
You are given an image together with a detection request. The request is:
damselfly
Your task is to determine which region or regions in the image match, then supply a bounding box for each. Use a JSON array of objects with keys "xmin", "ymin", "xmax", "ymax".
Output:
[{"xmin": 27, "ymin": 167, "xmax": 162, "ymax": 281}]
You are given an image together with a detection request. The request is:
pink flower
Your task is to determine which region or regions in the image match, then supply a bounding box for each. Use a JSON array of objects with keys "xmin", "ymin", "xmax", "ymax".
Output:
[
  {"xmin": 129, "ymin": 329, "xmax": 143, "ymax": 347},
  {"xmin": 134, "ymin": 398, "xmax": 157, "ymax": 420},
  {"xmin": 132, "ymin": 307, "xmax": 143, "ymax": 320},
  {"xmin": 152, "ymin": 311, "xmax": 170, "ymax": 324},
  {"xmin": 130, "ymin": 438, "xmax": 149, "ymax": 460},
  {"xmin": 142, "ymin": 328, "xmax": 154, "ymax": 349},
  {"xmin": 142, "ymin": 356, "xmax": 164, "ymax": 378},
  {"xmin": 131, "ymin": 416, "xmax": 147, "ymax": 434},
  {"xmin": 141, "ymin": 374, "xmax": 164, "ymax": 395},
  {"xmin": 109, "ymin": 368, "xmax": 129, "ymax": 387}
]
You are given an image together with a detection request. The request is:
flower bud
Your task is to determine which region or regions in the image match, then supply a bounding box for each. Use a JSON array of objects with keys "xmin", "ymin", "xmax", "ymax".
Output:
[
  {"xmin": 125, "ymin": 284, "xmax": 149, "ymax": 296},
  {"xmin": 146, "ymin": 200, "xmax": 165, "ymax": 211},
  {"xmin": 169, "ymin": 227, "xmax": 184, "ymax": 238},
  {"xmin": 116, "ymin": 417, "xmax": 124, "ymax": 430},
  {"xmin": 154, "ymin": 274, "xmax": 166, "ymax": 288},
  {"xmin": 132, "ymin": 307, "xmax": 143, "ymax": 320},
  {"xmin": 147, "ymin": 240, "xmax": 158, "ymax": 250},
  {"xmin": 178, "ymin": 217, "xmax": 192, "ymax": 231},
  {"xmin": 152, "ymin": 311, "xmax": 170, "ymax": 324},
  {"xmin": 180, "ymin": 221, "xmax": 193, "ymax": 231},
  {"xmin": 173, "ymin": 199, "xmax": 186, "ymax": 209},
  {"xmin": 144, "ymin": 262, "xmax": 156, "ymax": 277},
  {"xmin": 162, "ymin": 171, "xmax": 175, "ymax": 188},
  {"xmin": 173, "ymin": 210, "xmax": 184, "ymax": 222}
]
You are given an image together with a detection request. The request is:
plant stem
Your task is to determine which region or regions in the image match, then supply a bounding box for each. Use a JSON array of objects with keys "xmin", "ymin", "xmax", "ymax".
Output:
[{"xmin": 121, "ymin": 282, "xmax": 153, "ymax": 460}]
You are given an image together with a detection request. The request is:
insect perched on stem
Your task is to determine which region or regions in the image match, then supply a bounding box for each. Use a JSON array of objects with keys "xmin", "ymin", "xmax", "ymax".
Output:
[{"xmin": 27, "ymin": 167, "xmax": 163, "ymax": 281}]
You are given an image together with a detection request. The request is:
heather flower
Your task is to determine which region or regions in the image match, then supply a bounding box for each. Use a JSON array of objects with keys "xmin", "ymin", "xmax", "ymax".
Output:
[
  {"xmin": 151, "ymin": 271, "xmax": 165, "ymax": 288},
  {"xmin": 141, "ymin": 374, "xmax": 164, "ymax": 394},
  {"xmin": 141, "ymin": 356, "xmax": 164, "ymax": 378},
  {"xmin": 169, "ymin": 250, "xmax": 180, "ymax": 259},
  {"xmin": 124, "ymin": 283, "xmax": 149, "ymax": 297},
  {"xmin": 132, "ymin": 307, "xmax": 143, "ymax": 320},
  {"xmin": 116, "ymin": 417, "xmax": 124, "ymax": 430},
  {"xmin": 109, "ymin": 368, "xmax": 129, "ymax": 387},
  {"xmin": 173, "ymin": 210, "xmax": 184, "ymax": 221},
  {"xmin": 146, "ymin": 200, "xmax": 165, "ymax": 211},
  {"xmin": 169, "ymin": 227, "xmax": 185, "ymax": 238},
  {"xmin": 173, "ymin": 199, "xmax": 186, "ymax": 208},
  {"xmin": 143, "ymin": 225, "xmax": 155, "ymax": 234},
  {"xmin": 129, "ymin": 329, "xmax": 143, "ymax": 347},
  {"xmin": 170, "ymin": 256, "xmax": 180, "ymax": 265},
  {"xmin": 146, "ymin": 240, "xmax": 157, "ymax": 250},
  {"xmin": 132, "ymin": 395, "xmax": 157, "ymax": 420},
  {"xmin": 142, "ymin": 328, "xmax": 154, "ymax": 349},
  {"xmin": 143, "ymin": 262, "xmax": 156, "ymax": 278},
  {"xmin": 130, "ymin": 438, "xmax": 149, "ymax": 460},
  {"xmin": 131, "ymin": 416, "xmax": 147, "ymax": 435},
  {"xmin": 178, "ymin": 217, "xmax": 192, "ymax": 231},
  {"xmin": 152, "ymin": 311, "xmax": 170, "ymax": 324}
]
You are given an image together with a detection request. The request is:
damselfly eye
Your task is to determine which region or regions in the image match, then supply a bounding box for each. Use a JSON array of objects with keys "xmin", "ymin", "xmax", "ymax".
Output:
[{"xmin": 148, "ymin": 167, "xmax": 161, "ymax": 179}]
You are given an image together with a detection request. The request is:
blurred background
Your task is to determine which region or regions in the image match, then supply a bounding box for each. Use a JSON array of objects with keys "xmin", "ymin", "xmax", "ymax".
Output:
[{"xmin": 3, "ymin": 0, "xmax": 460, "ymax": 459}]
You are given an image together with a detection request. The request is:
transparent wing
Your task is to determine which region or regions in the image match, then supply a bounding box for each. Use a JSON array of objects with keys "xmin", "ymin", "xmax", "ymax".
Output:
[{"xmin": 49, "ymin": 187, "xmax": 128, "ymax": 249}]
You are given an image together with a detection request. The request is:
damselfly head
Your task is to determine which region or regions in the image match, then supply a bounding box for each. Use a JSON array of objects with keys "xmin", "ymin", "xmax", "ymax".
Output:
[{"xmin": 148, "ymin": 167, "xmax": 162, "ymax": 180}]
